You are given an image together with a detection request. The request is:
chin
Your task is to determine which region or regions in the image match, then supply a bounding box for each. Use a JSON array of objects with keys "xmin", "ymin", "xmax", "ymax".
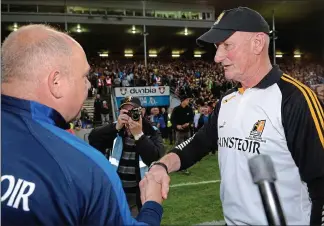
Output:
[
  {"xmin": 224, "ymin": 72, "xmax": 234, "ymax": 80},
  {"xmin": 224, "ymin": 71, "xmax": 240, "ymax": 82}
]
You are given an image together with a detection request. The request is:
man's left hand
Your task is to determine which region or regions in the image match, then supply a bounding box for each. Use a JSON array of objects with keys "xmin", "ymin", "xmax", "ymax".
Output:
[{"xmin": 127, "ymin": 116, "xmax": 143, "ymax": 137}]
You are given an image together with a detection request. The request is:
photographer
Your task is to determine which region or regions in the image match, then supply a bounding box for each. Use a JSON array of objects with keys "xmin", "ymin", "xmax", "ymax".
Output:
[{"xmin": 89, "ymin": 96, "xmax": 165, "ymax": 216}]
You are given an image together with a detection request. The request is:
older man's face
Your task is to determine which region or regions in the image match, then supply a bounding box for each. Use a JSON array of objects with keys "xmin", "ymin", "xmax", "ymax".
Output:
[{"xmin": 214, "ymin": 32, "xmax": 255, "ymax": 81}]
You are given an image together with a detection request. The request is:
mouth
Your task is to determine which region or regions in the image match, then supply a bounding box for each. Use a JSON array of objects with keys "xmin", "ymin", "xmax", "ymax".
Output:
[{"xmin": 223, "ymin": 65, "xmax": 232, "ymax": 70}]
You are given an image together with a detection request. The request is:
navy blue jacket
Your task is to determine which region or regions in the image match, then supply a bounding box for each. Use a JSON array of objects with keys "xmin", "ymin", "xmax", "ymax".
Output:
[{"xmin": 1, "ymin": 95, "xmax": 163, "ymax": 225}]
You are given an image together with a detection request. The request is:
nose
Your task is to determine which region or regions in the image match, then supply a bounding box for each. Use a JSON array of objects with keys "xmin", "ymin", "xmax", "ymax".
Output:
[{"xmin": 214, "ymin": 47, "xmax": 226, "ymax": 63}]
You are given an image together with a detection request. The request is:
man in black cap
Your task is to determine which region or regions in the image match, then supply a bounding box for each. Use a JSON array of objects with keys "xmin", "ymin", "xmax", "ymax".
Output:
[
  {"xmin": 89, "ymin": 96, "xmax": 165, "ymax": 216},
  {"xmin": 146, "ymin": 7, "xmax": 324, "ymax": 225},
  {"xmin": 170, "ymin": 94, "xmax": 194, "ymax": 175},
  {"xmin": 171, "ymin": 95, "xmax": 194, "ymax": 146}
]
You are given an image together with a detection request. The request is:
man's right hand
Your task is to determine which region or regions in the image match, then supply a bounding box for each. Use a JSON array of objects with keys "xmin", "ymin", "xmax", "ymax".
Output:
[
  {"xmin": 116, "ymin": 109, "xmax": 129, "ymax": 130},
  {"xmin": 147, "ymin": 165, "xmax": 170, "ymax": 200},
  {"xmin": 139, "ymin": 172, "xmax": 163, "ymax": 204},
  {"xmin": 183, "ymin": 123, "xmax": 190, "ymax": 128},
  {"xmin": 176, "ymin": 125, "xmax": 183, "ymax": 130}
]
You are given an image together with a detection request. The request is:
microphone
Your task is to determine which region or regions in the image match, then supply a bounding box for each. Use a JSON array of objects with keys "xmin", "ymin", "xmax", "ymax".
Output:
[{"xmin": 248, "ymin": 154, "xmax": 287, "ymax": 226}]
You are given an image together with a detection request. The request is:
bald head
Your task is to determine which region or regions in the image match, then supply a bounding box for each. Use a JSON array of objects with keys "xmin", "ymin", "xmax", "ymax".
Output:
[
  {"xmin": 1, "ymin": 24, "xmax": 91, "ymax": 122},
  {"xmin": 1, "ymin": 24, "xmax": 79, "ymax": 83}
]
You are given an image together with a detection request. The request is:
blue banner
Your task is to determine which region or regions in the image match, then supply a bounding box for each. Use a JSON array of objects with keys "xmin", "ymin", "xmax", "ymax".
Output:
[{"xmin": 116, "ymin": 96, "xmax": 170, "ymax": 108}]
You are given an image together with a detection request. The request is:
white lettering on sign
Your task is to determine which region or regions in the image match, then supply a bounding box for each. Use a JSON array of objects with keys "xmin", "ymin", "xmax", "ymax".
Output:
[
  {"xmin": 139, "ymin": 96, "xmax": 148, "ymax": 105},
  {"xmin": 1, "ymin": 175, "xmax": 36, "ymax": 211},
  {"xmin": 149, "ymin": 97, "xmax": 157, "ymax": 105},
  {"xmin": 115, "ymin": 86, "xmax": 170, "ymax": 97}
]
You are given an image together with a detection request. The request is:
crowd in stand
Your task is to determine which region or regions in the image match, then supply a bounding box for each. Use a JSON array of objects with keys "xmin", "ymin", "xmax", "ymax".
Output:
[
  {"xmin": 76, "ymin": 59, "xmax": 323, "ymax": 131},
  {"xmin": 87, "ymin": 58, "xmax": 323, "ymax": 102}
]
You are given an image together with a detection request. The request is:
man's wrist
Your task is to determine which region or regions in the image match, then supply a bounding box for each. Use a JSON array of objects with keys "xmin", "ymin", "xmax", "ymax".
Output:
[
  {"xmin": 149, "ymin": 161, "xmax": 168, "ymax": 174},
  {"xmin": 116, "ymin": 123, "xmax": 122, "ymax": 131},
  {"xmin": 134, "ymin": 132, "xmax": 144, "ymax": 140}
]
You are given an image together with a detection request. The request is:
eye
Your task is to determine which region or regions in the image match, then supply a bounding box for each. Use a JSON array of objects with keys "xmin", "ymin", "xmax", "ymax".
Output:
[{"xmin": 224, "ymin": 43, "xmax": 230, "ymax": 49}]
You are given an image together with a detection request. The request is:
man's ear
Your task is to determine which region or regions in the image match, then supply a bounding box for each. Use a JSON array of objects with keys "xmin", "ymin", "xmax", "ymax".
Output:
[
  {"xmin": 48, "ymin": 70, "xmax": 64, "ymax": 99},
  {"xmin": 253, "ymin": 33, "xmax": 266, "ymax": 55}
]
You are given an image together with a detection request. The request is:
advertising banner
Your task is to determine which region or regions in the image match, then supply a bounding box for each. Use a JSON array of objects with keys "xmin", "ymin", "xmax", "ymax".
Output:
[
  {"xmin": 114, "ymin": 86, "xmax": 170, "ymax": 97},
  {"xmin": 116, "ymin": 96, "xmax": 170, "ymax": 107},
  {"xmin": 114, "ymin": 86, "xmax": 170, "ymax": 107}
]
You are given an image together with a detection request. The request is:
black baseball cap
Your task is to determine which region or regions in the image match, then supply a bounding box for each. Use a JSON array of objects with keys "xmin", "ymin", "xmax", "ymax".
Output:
[
  {"xmin": 197, "ymin": 7, "xmax": 270, "ymax": 46},
  {"xmin": 120, "ymin": 96, "xmax": 141, "ymax": 109},
  {"xmin": 180, "ymin": 95, "xmax": 191, "ymax": 102}
]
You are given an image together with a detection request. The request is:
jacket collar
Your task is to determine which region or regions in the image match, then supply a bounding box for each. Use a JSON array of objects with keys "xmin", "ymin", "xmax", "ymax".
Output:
[
  {"xmin": 2, "ymin": 95, "xmax": 68, "ymax": 129},
  {"xmin": 254, "ymin": 65, "xmax": 283, "ymax": 89},
  {"xmin": 236, "ymin": 65, "xmax": 283, "ymax": 94}
]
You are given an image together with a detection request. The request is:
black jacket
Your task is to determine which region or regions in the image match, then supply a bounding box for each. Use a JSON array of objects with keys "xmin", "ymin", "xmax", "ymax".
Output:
[
  {"xmin": 171, "ymin": 105, "xmax": 194, "ymax": 132},
  {"xmin": 88, "ymin": 118, "xmax": 165, "ymax": 166},
  {"xmin": 94, "ymin": 98, "xmax": 102, "ymax": 121},
  {"xmin": 88, "ymin": 119, "xmax": 165, "ymax": 210}
]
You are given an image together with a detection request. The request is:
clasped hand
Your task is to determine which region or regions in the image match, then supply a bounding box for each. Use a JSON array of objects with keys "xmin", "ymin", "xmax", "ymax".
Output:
[
  {"xmin": 176, "ymin": 123, "xmax": 190, "ymax": 130},
  {"xmin": 139, "ymin": 165, "xmax": 170, "ymax": 205},
  {"xmin": 139, "ymin": 172, "xmax": 163, "ymax": 204}
]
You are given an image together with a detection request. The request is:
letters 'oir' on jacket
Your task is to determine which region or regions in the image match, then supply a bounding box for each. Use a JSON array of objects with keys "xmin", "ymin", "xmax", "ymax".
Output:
[{"xmin": 1, "ymin": 95, "xmax": 163, "ymax": 226}]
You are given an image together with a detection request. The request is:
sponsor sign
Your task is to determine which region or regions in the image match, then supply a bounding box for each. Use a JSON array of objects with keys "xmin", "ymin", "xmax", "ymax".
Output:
[
  {"xmin": 116, "ymin": 96, "xmax": 170, "ymax": 107},
  {"xmin": 115, "ymin": 86, "xmax": 170, "ymax": 97}
]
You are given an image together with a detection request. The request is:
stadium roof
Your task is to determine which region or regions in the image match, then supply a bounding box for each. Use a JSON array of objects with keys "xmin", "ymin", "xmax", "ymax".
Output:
[
  {"xmin": 13, "ymin": 0, "xmax": 324, "ymax": 25},
  {"xmin": 2, "ymin": 0, "xmax": 323, "ymax": 58},
  {"xmin": 150, "ymin": 0, "xmax": 324, "ymax": 26}
]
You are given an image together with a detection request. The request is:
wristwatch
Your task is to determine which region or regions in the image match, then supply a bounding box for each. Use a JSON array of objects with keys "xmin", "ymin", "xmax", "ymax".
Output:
[{"xmin": 149, "ymin": 161, "xmax": 168, "ymax": 174}]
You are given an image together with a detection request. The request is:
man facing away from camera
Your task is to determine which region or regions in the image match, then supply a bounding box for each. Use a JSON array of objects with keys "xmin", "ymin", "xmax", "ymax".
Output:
[
  {"xmin": 146, "ymin": 7, "xmax": 324, "ymax": 225},
  {"xmin": 1, "ymin": 24, "xmax": 164, "ymax": 226}
]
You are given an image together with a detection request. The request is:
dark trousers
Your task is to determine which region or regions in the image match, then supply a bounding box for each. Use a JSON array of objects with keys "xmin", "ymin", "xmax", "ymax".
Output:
[
  {"xmin": 125, "ymin": 187, "xmax": 142, "ymax": 217},
  {"xmin": 167, "ymin": 127, "xmax": 174, "ymax": 145},
  {"xmin": 175, "ymin": 131, "xmax": 190, "ymax": 145},
  {"xmin": 161, "ymin": 127, "xmax": 168, "ymax": 139}
]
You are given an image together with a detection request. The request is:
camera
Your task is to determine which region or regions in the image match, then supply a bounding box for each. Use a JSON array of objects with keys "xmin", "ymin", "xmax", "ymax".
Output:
[{"xmin": 124, "ymin": 107, "xmax": 142, "ymax": 121}]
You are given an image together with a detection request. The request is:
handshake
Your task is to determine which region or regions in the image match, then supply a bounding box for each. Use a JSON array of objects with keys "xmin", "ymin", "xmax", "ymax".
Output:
[{"xmin": 139, "ymin": 164, "xmax": 170, "ymax": 204}]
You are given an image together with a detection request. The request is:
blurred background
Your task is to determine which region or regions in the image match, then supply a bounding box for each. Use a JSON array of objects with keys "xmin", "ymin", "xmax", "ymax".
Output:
[{"xmin": 2, "ymin": 0, "xmax": 323, "ymax": 224}]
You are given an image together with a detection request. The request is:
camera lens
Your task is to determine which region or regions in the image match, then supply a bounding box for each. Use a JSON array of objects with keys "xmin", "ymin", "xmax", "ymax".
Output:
[{"xmin": 132, "ymin": 112, "xmax": 140, "ymax": 121}]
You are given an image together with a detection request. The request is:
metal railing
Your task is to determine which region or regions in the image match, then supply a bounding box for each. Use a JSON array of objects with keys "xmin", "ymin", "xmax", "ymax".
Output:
[{"xmin": 111, "ymin": 88, "xmax": 118, "ymax": 122}]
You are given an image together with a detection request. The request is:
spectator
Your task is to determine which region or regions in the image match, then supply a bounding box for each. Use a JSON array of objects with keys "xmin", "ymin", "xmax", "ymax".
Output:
[
  {"xmin": 101, "ymin": 100, "xmax": 110, "ymax": 124},
  {"xmin": 80, "ymin": 108, "xmax": 92, "ymax": 128},
  {"xmin": 171, "ymin": 95, "xmax": 194, "ymax": 146},
  {"xmin": 193, "ymin": 107, "xmax": 201, "ymax": 133},
  {"xmin": 197, "ymin": 106, "xmax": 209, "ymax": 130},
  {"xmin": 160, "ymin": 107, "xmax": 169, "ymax": 140},
  {"xmin": 105, "ymin": 75, "xmax": 112, "ymax": 94},
  {"xmin": 150, "ymin": 107, "xmax": 166, "ymax": 131},
  {"xmin": 171, "ymin": 95, "xmax": 194, "ymax": 175},
  {"xmin": 94, "ymin": 94, "xmax": 102, "ymax": 125},
  {"xmin": 88, "ymin": 96, "xmax": 165, "ymax": 217}
]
